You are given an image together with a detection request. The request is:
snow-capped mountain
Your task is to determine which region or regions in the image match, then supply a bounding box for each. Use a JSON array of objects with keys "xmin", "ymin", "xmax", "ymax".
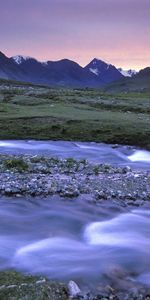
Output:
[
  {"xmin": 118, "ymin": 68, "xmax": 137, "ymax": 77},
  {"xmin": 0, "ymin": 51, "xmax": 142, "ymax": 87},
  {"xmin": 85, "ymin": 58, "xmax": 123, "ymax": 84},
  {"xmin": 0, "ymin": 51, "xmax": 28, "ymax": 81}
]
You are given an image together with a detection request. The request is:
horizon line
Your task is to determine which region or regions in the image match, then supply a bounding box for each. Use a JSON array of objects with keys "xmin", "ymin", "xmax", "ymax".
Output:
[{"xmin": 2, "ymin": 50, "xmax": 149, "ymax": 71}]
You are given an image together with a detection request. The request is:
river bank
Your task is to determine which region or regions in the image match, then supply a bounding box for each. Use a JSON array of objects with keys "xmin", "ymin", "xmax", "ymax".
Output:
[
  {"xmin": 0, "ymin": 154, "xmax": 149, "ymax": 204},
  {"xmin": 1, "ymin": 270, "xmax": 150, "ymax": 300}
]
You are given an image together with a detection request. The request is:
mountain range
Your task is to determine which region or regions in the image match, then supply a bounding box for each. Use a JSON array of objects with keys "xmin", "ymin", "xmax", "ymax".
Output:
[
  {"xmin": 0, "ymin": 51, "xmax": 149, "ymax": 90},
  {"xmin": 0, "ymin": 51, "xmax": 130, "ymax": 87}
]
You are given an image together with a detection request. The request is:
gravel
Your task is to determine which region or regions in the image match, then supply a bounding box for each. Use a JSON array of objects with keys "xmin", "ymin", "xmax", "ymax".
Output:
[{"xmin": 0, "ymin": 154, "xmax": 149, "ymax": 206}]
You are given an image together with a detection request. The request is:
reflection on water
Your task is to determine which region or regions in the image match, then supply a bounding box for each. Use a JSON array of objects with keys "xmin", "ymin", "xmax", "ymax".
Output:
[{"xmin": 0, "ymin": 196, "xmax": 150, "ymax": 288}]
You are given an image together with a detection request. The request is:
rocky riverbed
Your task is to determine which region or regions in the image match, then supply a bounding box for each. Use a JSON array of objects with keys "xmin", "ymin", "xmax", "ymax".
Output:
[
  {"xmin": 0, "ymin": 154, "xmax": 150, "ymax": 300},
  {"xmin": 0, "ymin": 154, "xmax": 149, "ymax": 205}
]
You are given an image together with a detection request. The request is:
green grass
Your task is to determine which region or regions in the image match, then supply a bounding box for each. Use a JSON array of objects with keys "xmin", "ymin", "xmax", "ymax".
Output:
[
  {"xmin": 0, "ymin": 81, "xmax": 149, "ymax": 149},
  {"xmin": 4, "ymin": 158, "xmax": 28, "ymax": 172}
]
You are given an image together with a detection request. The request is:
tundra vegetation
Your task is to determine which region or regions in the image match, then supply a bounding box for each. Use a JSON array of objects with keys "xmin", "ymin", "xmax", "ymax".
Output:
[{"xmin": 0, "ymin": 79, "xmax": 149, "ymax": 149}]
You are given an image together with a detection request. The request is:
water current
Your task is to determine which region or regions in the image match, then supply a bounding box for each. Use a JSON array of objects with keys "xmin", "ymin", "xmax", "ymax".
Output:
[{"xmin": 0, "ymin": 140, "xmax": 150, "ymax": 290}]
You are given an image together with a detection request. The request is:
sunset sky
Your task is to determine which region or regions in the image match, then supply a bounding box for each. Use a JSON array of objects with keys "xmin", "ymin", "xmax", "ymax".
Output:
[{"xmin": 1, "ymin": 0, "xmax": 149, "ymax": 70}]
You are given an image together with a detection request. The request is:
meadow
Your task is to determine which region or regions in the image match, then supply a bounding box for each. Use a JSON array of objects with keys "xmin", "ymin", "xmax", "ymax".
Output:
[{"xmin": 0, "ymin": 80, "xmax": 149, "ymax": 149}]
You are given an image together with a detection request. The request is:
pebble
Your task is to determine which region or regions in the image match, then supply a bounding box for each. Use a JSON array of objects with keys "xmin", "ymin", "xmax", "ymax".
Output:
[{"xmin": 0, "ymin": 155, "xmax": 149, "ymax": 206}]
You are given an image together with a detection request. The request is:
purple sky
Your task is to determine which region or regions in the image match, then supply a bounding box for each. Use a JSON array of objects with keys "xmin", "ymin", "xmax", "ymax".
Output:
[{"xmin": 1, "ymin": 0, "xmax": 149, "ymax": 70}]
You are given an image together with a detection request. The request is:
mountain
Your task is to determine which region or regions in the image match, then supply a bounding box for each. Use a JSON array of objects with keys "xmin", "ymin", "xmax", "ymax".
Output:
[
  {"xmin": 0, "ymin": 51, "xmax": 147, "ymax": 88},
  {"xmin": 37, "ymin": 59, "xmax": 100, "ymax": 87},
  {"xmin": 11, "ymin": 55, "xmax": 51, "ymax": 85},
  {"xmin": 135, "ymin": 67, "xmax": 150, "ymax": 78},
  {"xmin": 104, "ymin": 67, "xmax": 150, "ymax": 92},
  {"xmin": 12, "ymin": 56, "xmax": 101, "ymax": 87},
  {"xmin": 118, "ymin": 68, "xmax": 137, "ymax": 77},
  {"xmin": 85, "ymin": 58, "xmax": 123, "ymax": 83},
  {"xmin": 0, "ymin": 52, "xmax": 26, "ymax": 81},
  {"xmin": 0, "ymin": 52, "xmax": 101, "ymax": 87}
]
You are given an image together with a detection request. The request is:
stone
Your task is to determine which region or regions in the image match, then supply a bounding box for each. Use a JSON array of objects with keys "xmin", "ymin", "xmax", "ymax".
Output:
[{"xmin": 68, "ymin": 280, "xmax": 81, "ymax": 298}]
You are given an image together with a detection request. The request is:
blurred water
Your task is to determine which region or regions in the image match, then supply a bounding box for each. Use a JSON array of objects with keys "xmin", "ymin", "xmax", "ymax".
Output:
[
  {"xmin": 0, "ymin": 140, "xmax": 150, "ymax": 289},
  {"xmin": 128, "ymin": 150, "xmax": 150, "ymax": 163},
  {"xmin": 0, "ymin": 140, "xmax": 150, "ymax": 169},
  {"xmin": 0, "ymin": 196, "xmax": 150, "ymax": 288}
]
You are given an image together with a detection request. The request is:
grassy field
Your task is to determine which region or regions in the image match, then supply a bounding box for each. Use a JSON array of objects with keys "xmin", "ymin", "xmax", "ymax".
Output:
[{"xmin": 0, "ymin": 80, "xmax": 149, "ymax": 149}]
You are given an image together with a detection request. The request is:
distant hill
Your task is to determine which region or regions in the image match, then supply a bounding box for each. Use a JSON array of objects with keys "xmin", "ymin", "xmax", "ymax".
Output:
[
  {"xmin": 104, "ymin": 67, "xmax": 150, "ymax": 92},
  {"xmin": 0, "ymin": 51, "xmax": 123, "ymax": 88}
]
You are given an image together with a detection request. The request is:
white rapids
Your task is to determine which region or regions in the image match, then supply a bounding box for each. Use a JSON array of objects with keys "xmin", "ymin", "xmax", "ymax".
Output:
[{"xmin": 128, "ymin": 150, "xmax": 150, "ymax": 163}]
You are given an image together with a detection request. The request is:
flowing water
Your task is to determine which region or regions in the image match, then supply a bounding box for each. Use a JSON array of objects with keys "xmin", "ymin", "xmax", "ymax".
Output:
[
  {"xmin": 0, "ymin": 140, "xmax": 150, "ymax": 168},
  {"xmin": 1, "ymin": 197, "xmax": 150, "ymax": 289},
  {"xmin": 0, "ymin": 140, "xmax": 150, "ymax": 290}
]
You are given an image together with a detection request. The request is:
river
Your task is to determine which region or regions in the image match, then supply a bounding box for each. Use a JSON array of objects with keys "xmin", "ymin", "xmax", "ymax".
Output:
[
  {"xmin": 0, "ymin": 140, "xmax": 150, "ymax": 168},
  {"xmin": 0, "ymin": 140, "xmax": 150, "ymax": 291},
  {"xmin": 1, "ymin": 196, "xmax": 150, "ymax": 289}
]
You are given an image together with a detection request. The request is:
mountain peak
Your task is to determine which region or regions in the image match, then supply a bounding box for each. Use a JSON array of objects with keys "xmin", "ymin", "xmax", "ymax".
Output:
[
  {"xmin": 137, "ymin": 67, "xmax": 150, "ymax": 77},
  {"xmin": 84, "ymin": 58, "xmax": 123, "ymax": 83},
  {"xmin": 0, "ymin": 51, "xmax": 7, "ymax": 59},
  {"xmin": 87, "ymin": 58, "xmax": 112, "ymax": 70},
  {"xmin": 90, "ymin": 58, "xmax": 108, "ymax": 66},
  {"xmin": 91, "ymin": 58, "xmax": 100, "ymax": 63},
  {"xmin": 12, "ymin": 55, "xmax": 36, "ymax": 64},
  {"xmin": 0, "ymin": 51, "xmax": 5, "ymax": 56}
]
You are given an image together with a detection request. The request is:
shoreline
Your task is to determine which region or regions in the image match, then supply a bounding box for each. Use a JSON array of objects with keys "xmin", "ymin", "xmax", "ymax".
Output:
[{"xmin": 1, "ymin": 269, "xmax": 150, "ymax": 300}]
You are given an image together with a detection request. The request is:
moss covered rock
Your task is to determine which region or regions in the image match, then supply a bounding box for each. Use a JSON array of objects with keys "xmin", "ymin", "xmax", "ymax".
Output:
[{"xmin": 0, "ymin": 271, "xmax": 68, "ymax": 300}]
